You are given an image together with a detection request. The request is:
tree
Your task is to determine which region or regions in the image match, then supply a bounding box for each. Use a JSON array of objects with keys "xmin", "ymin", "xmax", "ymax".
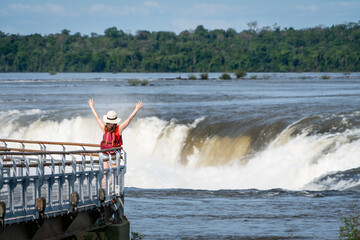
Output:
[
  {"xmin": 61, "ymin": 29, "xmax": 70, "ymax": 35},
  {"xmin": 0, "ymin": 23, "xmax": 360, "ymax": 73},
  {"xmin": 104, "ymin": 27, "xmax": 120, "ymax": 38},
  {"xmin": 247, "ymin": 21, "xmax": 258, "ymax": 32},
  {"xmin": 235, "ymin": 70, "xmax": 247, "ymax": 79}
]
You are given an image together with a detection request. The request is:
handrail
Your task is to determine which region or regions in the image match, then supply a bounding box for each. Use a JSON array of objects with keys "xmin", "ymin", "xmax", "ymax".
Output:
[
  {"xmin": 0, "ymin": 147, "xmax": 122, "ymax": 155},
  {"xmin": 1, "ymin": 160, "xmax": 103, "ymax": 168},
  {"xmin": 0, "ymin": 147, "xmax": 122, "ymax": 156},
  {"xmin": 0, "ymin": 138, "xmax": 99, "ymax": 147},
  {"xmin": 0, "ymin": 147, "xmax": 98, "ymax": 156}
]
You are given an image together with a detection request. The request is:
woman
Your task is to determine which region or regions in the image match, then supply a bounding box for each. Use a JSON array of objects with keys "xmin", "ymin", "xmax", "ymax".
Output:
[
  {"xmin": 88, "ymin": 99, "xmax": 143, "ymax": 149},
  {"xmin": 89, "ymin": 99, "xmax": 142, "ymax": 189}
]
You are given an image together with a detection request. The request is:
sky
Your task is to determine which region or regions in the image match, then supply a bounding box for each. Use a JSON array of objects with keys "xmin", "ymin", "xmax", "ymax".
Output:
[{"xmin": 0, "ymin": 0, "xmax": 359, "ymax": 36}]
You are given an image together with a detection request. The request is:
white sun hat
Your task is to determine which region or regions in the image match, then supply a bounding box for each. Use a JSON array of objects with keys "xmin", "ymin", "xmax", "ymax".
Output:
[{"xmin": 103, "ymin": 110, "xmax": 121, "ymax": 124}]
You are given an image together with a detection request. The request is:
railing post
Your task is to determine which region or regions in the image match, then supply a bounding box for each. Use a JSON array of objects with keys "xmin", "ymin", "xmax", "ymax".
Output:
[
  {"xmin": 21, "ymin": 156, "xmax": 30, "ymax": 213},
  {"xmin": 98, "ymin": 154, "xmax": 104, "ymax": 194},
  {"xmin": 69, "ymin": 155, "xmax": 76, "ymax": 199},
  {"xmin": 35, "ymin": 155, "xmax": 44, "ymax": 204},
  {"xmin": 107, "ymin": 153, "xmax": 112, "ymax": 195},
  {"xmin": 88, "ymin": 154, "xmax": 95, "ymax": 202},
  {"xmin": 114, "ymin": 152, "xmax": 121, "ymax": 196},
  {"xmin": 0, "ymin": 155, "xmax": 3, "ymax": 190},
  {"xmin": 121, "ymin": 150, "xmax": 127, "ymax": 194},
  {"xmin": 79, "ymin": 155, "xmax": 86, "ymax": 204},
  {"xmin": 59, "ymin": 153, "xmax": 66, "ymax": 208},
  {"xmin": 47, "ymin": 155, "xmax": 55, "ymax": 210},
  {"xmin": 9, "ymin": 156, "xmax": 18, "ymax": 214}
]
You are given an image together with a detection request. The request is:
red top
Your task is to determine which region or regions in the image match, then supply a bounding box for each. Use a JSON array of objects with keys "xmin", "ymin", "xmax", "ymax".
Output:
[{"xmin": 100, "ymin": 125, "xmax": 122, "ymax": 150}]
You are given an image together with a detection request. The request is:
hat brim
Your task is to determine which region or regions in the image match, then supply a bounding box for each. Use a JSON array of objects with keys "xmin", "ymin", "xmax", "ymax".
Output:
[{"xmin": 103, "ymin": 115, "xmax": 121, "ymax": 124}]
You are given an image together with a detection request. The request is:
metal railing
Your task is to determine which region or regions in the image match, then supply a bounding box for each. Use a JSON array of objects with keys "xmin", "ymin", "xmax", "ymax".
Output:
[{"xmin": 0, "ymin": 139, "xmax": 127, "ymax": 226}]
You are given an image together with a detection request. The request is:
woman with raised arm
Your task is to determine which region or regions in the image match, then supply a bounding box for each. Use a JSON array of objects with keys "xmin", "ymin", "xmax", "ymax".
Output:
[
  {"xmin": 88, "ymin": 99, "xmax": 143, "ymax": 150},
  {"xmin": 88, "ymin": 99, "xmax": 142, "ymax": 188}
]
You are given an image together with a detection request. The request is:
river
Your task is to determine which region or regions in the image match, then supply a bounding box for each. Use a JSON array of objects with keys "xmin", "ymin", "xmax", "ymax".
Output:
[{"xmin": 1, "ymin": 72, "xmax": 360, "ymax": 239}]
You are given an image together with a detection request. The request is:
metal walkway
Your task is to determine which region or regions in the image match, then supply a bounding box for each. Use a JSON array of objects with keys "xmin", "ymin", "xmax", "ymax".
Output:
[{"xmin": 0, "ymin": 139, "xmax": 129, "ymax": 239}]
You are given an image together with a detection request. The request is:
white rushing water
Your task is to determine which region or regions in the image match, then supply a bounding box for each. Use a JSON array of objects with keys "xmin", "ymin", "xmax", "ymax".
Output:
[{"xmin": 1, "ymin": 110, "xmax": 360, "ymax": 191}]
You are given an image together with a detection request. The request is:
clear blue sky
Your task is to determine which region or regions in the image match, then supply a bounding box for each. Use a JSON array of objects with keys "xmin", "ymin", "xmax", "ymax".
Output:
[{"xmin": 1, "ymin": 0, "xmax": 359, "ymax": 35}]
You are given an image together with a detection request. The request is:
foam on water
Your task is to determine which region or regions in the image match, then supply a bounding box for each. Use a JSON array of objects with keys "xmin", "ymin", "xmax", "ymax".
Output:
[
  {"xmin": 1, "ymin": 108, "xmax": 360, "ymax": 191},
  {"xmin": 0, "ymin": 109, "xmax": 43, "ymax": 121}
]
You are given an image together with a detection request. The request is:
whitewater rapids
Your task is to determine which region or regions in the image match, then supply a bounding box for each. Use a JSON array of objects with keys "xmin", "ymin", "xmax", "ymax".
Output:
[{"xmin": 1, "ymin": 110, "xmax": 360, "ymax": 191}]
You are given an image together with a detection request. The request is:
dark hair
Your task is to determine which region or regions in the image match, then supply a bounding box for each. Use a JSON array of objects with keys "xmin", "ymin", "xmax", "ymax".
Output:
[{"xmin": 106, "ymin": 123, "xmax": 117, "ymax": 132}]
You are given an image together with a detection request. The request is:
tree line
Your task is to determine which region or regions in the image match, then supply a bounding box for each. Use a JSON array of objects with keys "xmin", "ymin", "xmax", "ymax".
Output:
[{"xmin": 0, "ymin": 22, "xmax": 359, "ymax": 73}]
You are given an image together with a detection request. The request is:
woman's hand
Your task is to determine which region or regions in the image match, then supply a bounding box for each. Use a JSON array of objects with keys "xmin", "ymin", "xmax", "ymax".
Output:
[
  {"xmin": 88, "ymin": 99, "xmax": 95, "ymax": 109},
  {"xmin": 135, "ymin": 101, "xmax": 143, "ymax": 110}
]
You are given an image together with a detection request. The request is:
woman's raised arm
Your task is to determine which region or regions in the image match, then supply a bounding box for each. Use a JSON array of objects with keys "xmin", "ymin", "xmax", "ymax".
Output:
[
  {"xmin": 88, "ymin": 99, "xmax": 105, "ymax": 133},
  {"xmin": 118, "ymin": 101, "xmax": 143, "ymax": 134}
]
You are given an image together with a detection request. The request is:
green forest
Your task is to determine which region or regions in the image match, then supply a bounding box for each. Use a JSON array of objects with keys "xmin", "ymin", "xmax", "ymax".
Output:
[{"xmin": 0, "ymin": 22, "xmax": 359, "ymax": 73}]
